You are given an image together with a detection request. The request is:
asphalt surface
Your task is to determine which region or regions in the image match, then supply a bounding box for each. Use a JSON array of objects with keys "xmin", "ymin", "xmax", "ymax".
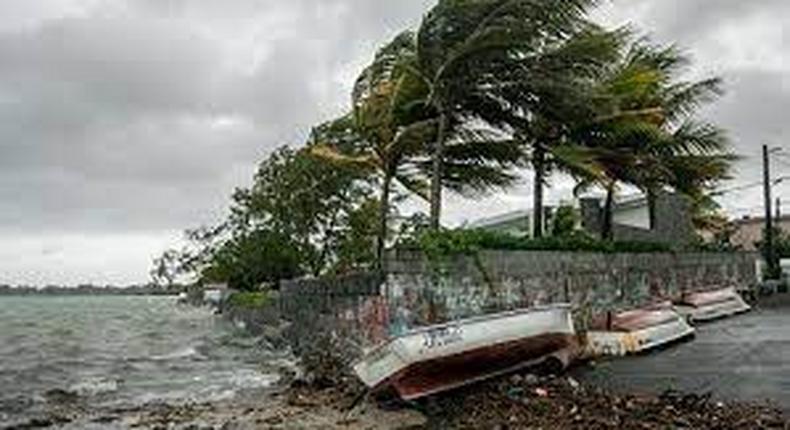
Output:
[{"xmin": 575, "ymin": 298, "xmax": 790, "ymax": 411}]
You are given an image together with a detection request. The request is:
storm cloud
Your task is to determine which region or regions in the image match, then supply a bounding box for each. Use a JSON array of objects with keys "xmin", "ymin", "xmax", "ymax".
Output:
[{"xmin": 0, "ymin": 0, "xmax": 787, "ymax": 285}]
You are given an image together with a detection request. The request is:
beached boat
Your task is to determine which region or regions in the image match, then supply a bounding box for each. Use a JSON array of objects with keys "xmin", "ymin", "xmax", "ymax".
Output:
[
  {"xmin": 674, "ymin": 287, "xmax": 751, "ymax": 323},
  {"xmin": 353, "ymin": 304, "xmax": 577, "ymax": 401},
  {"xmin": 586, "ymin": 302, "xmax": 695, "ymax": 357}
]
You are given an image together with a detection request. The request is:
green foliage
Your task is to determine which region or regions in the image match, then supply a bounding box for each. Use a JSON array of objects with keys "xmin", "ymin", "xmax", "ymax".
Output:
[
  {"xmin": 416, "ymin": 0, "xmax": 609, "ymax": 225},
  {"xmin": 331, "ymin": 198, "xmax": 379, "ymax": 275},
  {"xmin": 551, "ymin": 205, "xmax": 580, "ymax": 238},
  {"xmin": 229, "ymin": 145, "xmax": 377, "ymax": 276},
  {"xmin": 167, "ymin": 144, "xmax": 379, "ymax": 290},
  {"xmin": 155, "ymin": 1, "xmax": 736, "ymax": 290},
  {"xmin": 572, "ymin": 36, "xmax": 734, "ymax": 230},
  {"xmin": 756, "ymin": 228, "xmax": 790, "ymax": 279},
  {"xmin": 200, "ymin": 230, "xmax": 303, "ymax": 291},
  {"xmin": 411, "ymin": 228, "xmax": 672, "ymax": 258},
  {"xmin": 777, "ymin": 233, "xmax": 790, "ymax": 259},
  {"xmin": 150, "ymin": 249, "xmax": 182, "ymax": 288},
  {"xmin": 226, "ymin": 291, "xmax": 269, "ymax": 309}
]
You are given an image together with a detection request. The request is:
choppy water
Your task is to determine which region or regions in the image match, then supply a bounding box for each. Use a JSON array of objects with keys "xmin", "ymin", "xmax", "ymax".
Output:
[{"xmin": 0, "ymin": 296, "xmax": 280, "ymax": 427}]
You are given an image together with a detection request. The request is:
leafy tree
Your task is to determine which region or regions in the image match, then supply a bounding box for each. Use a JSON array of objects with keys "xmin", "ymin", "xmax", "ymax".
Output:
[
  {"xmin": 200, "ymin": 230, "xmax": 303, "ymax": 291},
  {"xmin": 230, "ymin": 144, "xmax": 376, "ymax": 276},
  {"xmin": 163, "ymin": 143, "xmax": 379, "ymax": 290},
  {"xmin": 150, "ymin": 249, "xmax": 182, "ymax": 288}
]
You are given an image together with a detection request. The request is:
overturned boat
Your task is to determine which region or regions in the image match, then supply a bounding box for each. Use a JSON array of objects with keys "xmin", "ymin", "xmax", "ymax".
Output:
[
  {"xmin": 674, "ymin": 287, "xmax": 751, "ymax": 323},
  {"xmin": 353, "ymin": 304, "xmax": 577, "ymax": 401},
  {"xmin": 586, "ymin": 302, "xmax": 695, "ymax": 357}
]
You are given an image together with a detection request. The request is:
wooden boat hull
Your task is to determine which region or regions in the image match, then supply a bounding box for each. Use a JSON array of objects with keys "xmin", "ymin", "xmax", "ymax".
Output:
[
  {"xmin": 674, "ymin": 287, "xmax": 751, "ymax": 323},
  {"xmin": 586, "ymin": 306, "xmax": 695, "ymax": 356},
  {"xmin": 353, "ymin": 305, "xmax": 576, "ymax": 400}
]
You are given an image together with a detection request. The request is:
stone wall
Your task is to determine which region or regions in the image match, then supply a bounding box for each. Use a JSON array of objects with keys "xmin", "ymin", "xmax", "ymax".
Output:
[
  {"xmin": 278, "ymin": 272, "xmax": 388, "ymax": 355},
  {"xmin": 276, "ymin": 250, "xmax": 758, "ymax": 351},
  {"xmin": 385, "ymin": 250, "xmax": 757, "ymax": 334}
]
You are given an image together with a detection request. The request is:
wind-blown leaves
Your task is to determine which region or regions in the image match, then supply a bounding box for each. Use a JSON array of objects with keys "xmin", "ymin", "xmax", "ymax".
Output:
[{"xmin": 572, "ymin": 35, "xmax": 734, "ymax": 237}]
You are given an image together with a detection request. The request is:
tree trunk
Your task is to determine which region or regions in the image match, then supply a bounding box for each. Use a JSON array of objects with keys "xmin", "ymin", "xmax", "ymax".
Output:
[
  {"xmin": 376, "ymin": 172, "xmax": 392, "ymax": 271},
  {"xmin": 602, "ymin": 182, "xmax": 615, "ymax": 241},
  {"xmin": 430, "ymin": 112, "xmax": 448, "ymax": 231},
  {"xmin": 532, "ymin": 145, "xmax": 546, "ymax": 238},
  {"xmin": 647, "ymin": 187, "xmax": 657, "ymax": 230}
]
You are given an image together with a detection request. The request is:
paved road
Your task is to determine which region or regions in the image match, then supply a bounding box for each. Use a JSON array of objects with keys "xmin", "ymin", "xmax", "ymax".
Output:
[{"xmin": 575, "ymin": 302, "xmax": 790, "ymax": 410}]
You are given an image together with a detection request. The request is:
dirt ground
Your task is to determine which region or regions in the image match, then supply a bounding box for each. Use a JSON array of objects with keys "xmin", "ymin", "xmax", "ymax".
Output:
[{"xmin": 64, "ymin": 372, "xmax": 784, "ymax": 430}]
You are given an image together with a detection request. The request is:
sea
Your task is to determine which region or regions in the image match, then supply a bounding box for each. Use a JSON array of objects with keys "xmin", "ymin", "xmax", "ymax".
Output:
[{"xmin": 0, "ymin": 295, "xmax": 282, "ymax": 428}]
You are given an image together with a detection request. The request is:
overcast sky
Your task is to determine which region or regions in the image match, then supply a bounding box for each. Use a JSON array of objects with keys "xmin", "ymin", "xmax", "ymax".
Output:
[{"xmin": 0, "ymin": 0, "xmax": 788, "ymax": 286}]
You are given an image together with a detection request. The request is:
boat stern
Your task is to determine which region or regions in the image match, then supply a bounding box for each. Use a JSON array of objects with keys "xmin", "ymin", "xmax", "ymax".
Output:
[
  {"xmin": 674, "ymin": 288, "xmax": 752, "ymax": 323},
  {"xmin": 585, "ymin": 309, "xmax": 695, "ymax": 357}
]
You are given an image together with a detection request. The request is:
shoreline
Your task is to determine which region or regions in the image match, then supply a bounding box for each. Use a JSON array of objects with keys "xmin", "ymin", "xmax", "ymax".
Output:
[{"xmin": 10, "ymin": 369, "xmax": 784, "ymax": 429}]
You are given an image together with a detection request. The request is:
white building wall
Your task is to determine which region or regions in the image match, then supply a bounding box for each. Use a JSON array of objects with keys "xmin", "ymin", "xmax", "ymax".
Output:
[{"xmin": 613, "ymin": 206, "xmax": 651, "ymax": 229}]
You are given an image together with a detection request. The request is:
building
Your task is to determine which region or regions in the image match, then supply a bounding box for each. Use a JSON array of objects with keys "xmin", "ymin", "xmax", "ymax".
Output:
[
  {"xmin": 468, "ymin": 207, "xmax": 554, "ymax": 237},
  {"xmin": 730, "ymin": 215, "xmax": 790, "ymax": 251},
  {"xmin": 470, "ymin": 192, "xmax": 696, "ymax": 246}
]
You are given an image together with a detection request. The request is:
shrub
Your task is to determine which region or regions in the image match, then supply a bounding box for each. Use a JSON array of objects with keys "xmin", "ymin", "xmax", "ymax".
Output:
[
  {"xmin": 412, "ymin": 228, "xmax": 672, "ymax": 258},
  {"xmin": 226, "ymin": 291, "xmax": 269, "ymax": 309}
]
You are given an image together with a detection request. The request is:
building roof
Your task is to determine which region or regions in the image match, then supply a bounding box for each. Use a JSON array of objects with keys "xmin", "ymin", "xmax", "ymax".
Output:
[
  {"xmin": 470, "ymin": 194, "xmax": 648, "ymax": 229},
  {"xmin": 468, "ymin": 209, "xmax": 533, "ymax": 229}
]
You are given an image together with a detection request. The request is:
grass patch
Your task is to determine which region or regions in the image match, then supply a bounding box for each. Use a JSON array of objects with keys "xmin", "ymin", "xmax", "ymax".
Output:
[{"xmin": 226, "ymin": 291, "xmax": 269, "ymax": 309}]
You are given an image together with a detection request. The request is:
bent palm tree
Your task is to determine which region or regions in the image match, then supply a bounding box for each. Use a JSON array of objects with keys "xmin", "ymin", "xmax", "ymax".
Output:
[
  {"xmin": 415, "ymin": 0, "xmax": 605, "ymax": 230},
  {"xmin": 312, "ymin": 30, "xmax": 525, "ymax": 267},
  {"xmin": 574, "ymin": 38, "xmax": 734, "ymax": 239},
  {"xmin": 309, "ymin": 33, "xmax": 436, "ymax": 269}
]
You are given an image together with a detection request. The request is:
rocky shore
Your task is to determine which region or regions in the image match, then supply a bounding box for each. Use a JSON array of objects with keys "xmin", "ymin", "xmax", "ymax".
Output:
[{"xmin": 8, "ymin": 366, "xmax": 786, "ymax": 430}]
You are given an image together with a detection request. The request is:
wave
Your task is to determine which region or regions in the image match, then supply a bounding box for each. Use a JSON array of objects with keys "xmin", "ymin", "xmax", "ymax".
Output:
[
  {"xmin": 69, "ymin": 377, "xmax": 120, "ymax": 396},
  {"xmin": 149, "ymin": 346, "xmax": 206, "ymax": 362}
]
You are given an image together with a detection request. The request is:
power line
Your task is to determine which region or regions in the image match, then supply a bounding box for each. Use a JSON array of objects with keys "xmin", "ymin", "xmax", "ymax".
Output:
[
  {"xmin": 774, "ymin": 157, "xmax": 790, "ymax": 169},
  {"xmin": 710, "ymin": 181, "xmax": 764, "ymax": 196}
]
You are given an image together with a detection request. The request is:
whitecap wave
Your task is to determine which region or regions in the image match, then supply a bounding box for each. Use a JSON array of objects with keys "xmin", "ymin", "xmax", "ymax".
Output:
[
  {"xmin": 149, "ymin": 346, "xmax": 205, "ymax": 362},
  {"xmin": 70, "ymin": 377, "xmax": 119, "ymax": 396}
]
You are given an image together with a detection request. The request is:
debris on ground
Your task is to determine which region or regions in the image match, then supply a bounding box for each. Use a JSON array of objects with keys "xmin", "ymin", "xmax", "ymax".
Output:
[{"xmin": 422, "ymin": 370, "xmax": 788, "ymax": 429}]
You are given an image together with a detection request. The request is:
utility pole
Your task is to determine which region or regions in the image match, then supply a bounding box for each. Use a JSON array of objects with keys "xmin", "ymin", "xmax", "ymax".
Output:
[
  {"xmin": 778, "ymin": 197, "xmax": 783, "ymax": 219},
  {"xmin": 763, "ymin": 145, "xmax": 777, "ymax": 279}
]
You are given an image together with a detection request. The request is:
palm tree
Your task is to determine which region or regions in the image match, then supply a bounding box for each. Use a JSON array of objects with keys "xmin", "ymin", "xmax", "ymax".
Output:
[
  {"xmin": 573, "ymin": 38, "xmax": 734, "ymax": 239},
  {"xmin": 414, "ymin": 0, "xmax": 606, "ymax": 230},
  {"xmin": 310, "ymin": 32, "xmax": 437, "ymax": 270},
  {"xmin": 311, "ymin": 30, "xmax": 526, "ymax": 268}
]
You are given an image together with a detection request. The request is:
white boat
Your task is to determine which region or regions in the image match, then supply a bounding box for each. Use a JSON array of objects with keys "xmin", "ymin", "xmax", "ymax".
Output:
[
  {"xmin": 353, "ymin": 304, "xmax": 577, "ymax": 401},
  {"xmin": 674, "ymin": 287, "xmax": 751, "ymax": 323},
  {"xmin": 585, "ymin": 302, "xmax": 695, "ymax": 357}
]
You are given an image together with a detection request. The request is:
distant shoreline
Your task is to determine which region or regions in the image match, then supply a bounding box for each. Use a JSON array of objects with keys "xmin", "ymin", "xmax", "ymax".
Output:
[{"xmin": 0, "ymin": 288, "xmax": 183, "ymax": 297}]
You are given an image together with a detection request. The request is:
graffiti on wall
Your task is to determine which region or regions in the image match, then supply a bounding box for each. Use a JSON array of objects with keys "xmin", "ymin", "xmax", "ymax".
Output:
[{"xmin": 279, "ymin": 252, "xmax": 759, "ymax": 350}]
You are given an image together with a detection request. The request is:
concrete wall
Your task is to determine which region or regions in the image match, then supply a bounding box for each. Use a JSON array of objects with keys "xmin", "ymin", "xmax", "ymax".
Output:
[
  {"xmin": 581, "ymin": 192, "xmax": 695, "ymax": 246},
  {"xmin": 276, "ymin": 250, "xmax": 758, "ymax": 351}
]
